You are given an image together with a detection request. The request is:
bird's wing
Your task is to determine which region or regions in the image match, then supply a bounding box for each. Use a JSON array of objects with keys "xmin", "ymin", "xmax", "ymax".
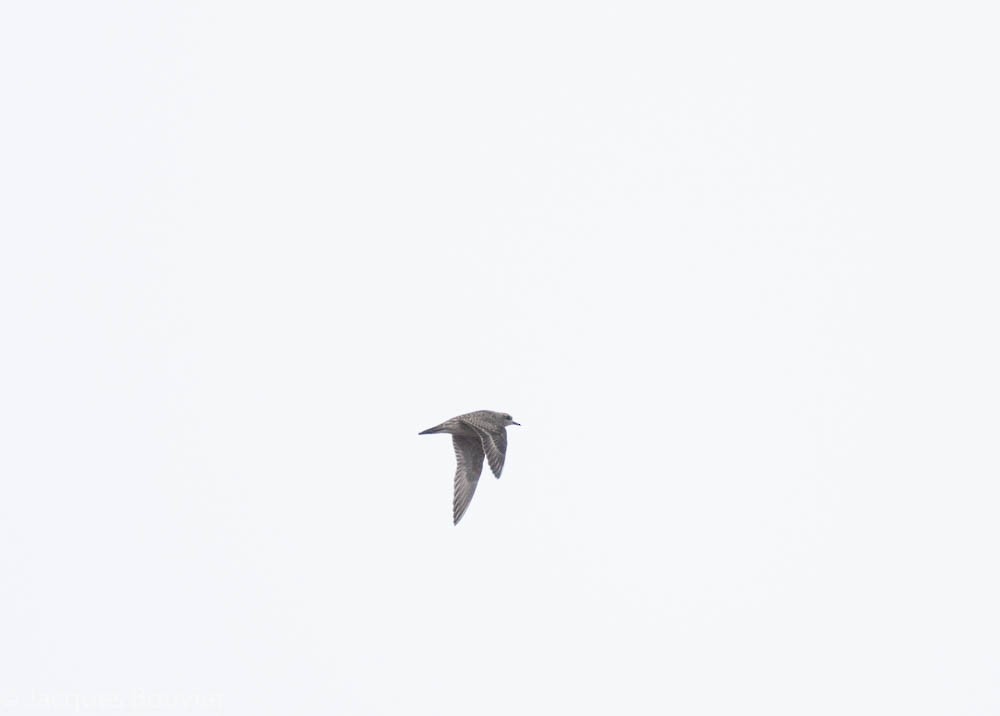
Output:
[
  {"xmin": 452, "ymin": 435, "xmax": 485, "ymax": 525},
  {"xmin": 466, "ymin": 424, "xmax": 507, "ymax": 479}
]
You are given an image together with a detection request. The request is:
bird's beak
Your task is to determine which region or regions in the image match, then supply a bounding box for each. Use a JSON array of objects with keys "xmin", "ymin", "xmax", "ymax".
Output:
[{"xmin": 512, "ymin": 421, "xmax": 521, "ymax": 426}]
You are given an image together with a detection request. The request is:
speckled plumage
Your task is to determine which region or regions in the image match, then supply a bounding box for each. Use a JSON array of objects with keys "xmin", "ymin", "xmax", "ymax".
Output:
[{"xmin": 419, "ymin": 410, "xmax": 520, "ymax": 524}]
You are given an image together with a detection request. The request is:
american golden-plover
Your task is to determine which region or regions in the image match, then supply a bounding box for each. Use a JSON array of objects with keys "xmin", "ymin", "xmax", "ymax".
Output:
[{"xmin": 419, "ymin": 410, "xmax": 520, "ymax": 524}]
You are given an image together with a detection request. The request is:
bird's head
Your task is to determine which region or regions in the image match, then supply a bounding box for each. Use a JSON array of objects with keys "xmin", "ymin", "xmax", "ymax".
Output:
[{"xmin": 501, "ymin": 413, "xmax": 520, "ymax": 427}]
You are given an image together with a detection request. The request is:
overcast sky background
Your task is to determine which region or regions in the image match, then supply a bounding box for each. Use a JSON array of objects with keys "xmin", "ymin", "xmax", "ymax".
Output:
[{"xmin": 2, "ymin": 2, "xmax": 999, "ymax": 714}]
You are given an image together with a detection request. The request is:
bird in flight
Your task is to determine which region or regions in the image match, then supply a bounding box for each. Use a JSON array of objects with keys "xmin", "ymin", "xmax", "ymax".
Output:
[{"xmin": 419, "ymin": 410, "xmax": 520, "ymax": 524}]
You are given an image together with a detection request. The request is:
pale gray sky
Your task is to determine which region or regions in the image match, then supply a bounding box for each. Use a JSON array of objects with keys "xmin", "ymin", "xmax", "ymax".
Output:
[{"xmin": 2, "ymin": 2, "xmax": 999, "ymax": 714}]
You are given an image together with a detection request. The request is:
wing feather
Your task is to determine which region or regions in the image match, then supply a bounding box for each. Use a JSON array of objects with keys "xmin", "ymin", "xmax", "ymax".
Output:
[
  {"xmin": 464, "ymin": 423, "xmax": 507, "ymax": 479},
  {"xmin": 452, "ymin": 435, "xmax": 485, "ymax": 525}
]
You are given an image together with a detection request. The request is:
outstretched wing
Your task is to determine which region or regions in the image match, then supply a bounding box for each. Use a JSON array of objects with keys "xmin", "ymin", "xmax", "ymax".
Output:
[
  {"xmin": 469, "ymin": 425, "xmax": 507, "ymax": 479},
  {"xmin": 452, "ymin": 435, "xmax": 485, "ymax": 525}
]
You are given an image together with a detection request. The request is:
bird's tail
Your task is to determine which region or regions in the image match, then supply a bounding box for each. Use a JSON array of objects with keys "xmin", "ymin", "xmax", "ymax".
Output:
[{"xmin": 418, "ymin": 423, "xmax": 448, "ymax": 435}]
